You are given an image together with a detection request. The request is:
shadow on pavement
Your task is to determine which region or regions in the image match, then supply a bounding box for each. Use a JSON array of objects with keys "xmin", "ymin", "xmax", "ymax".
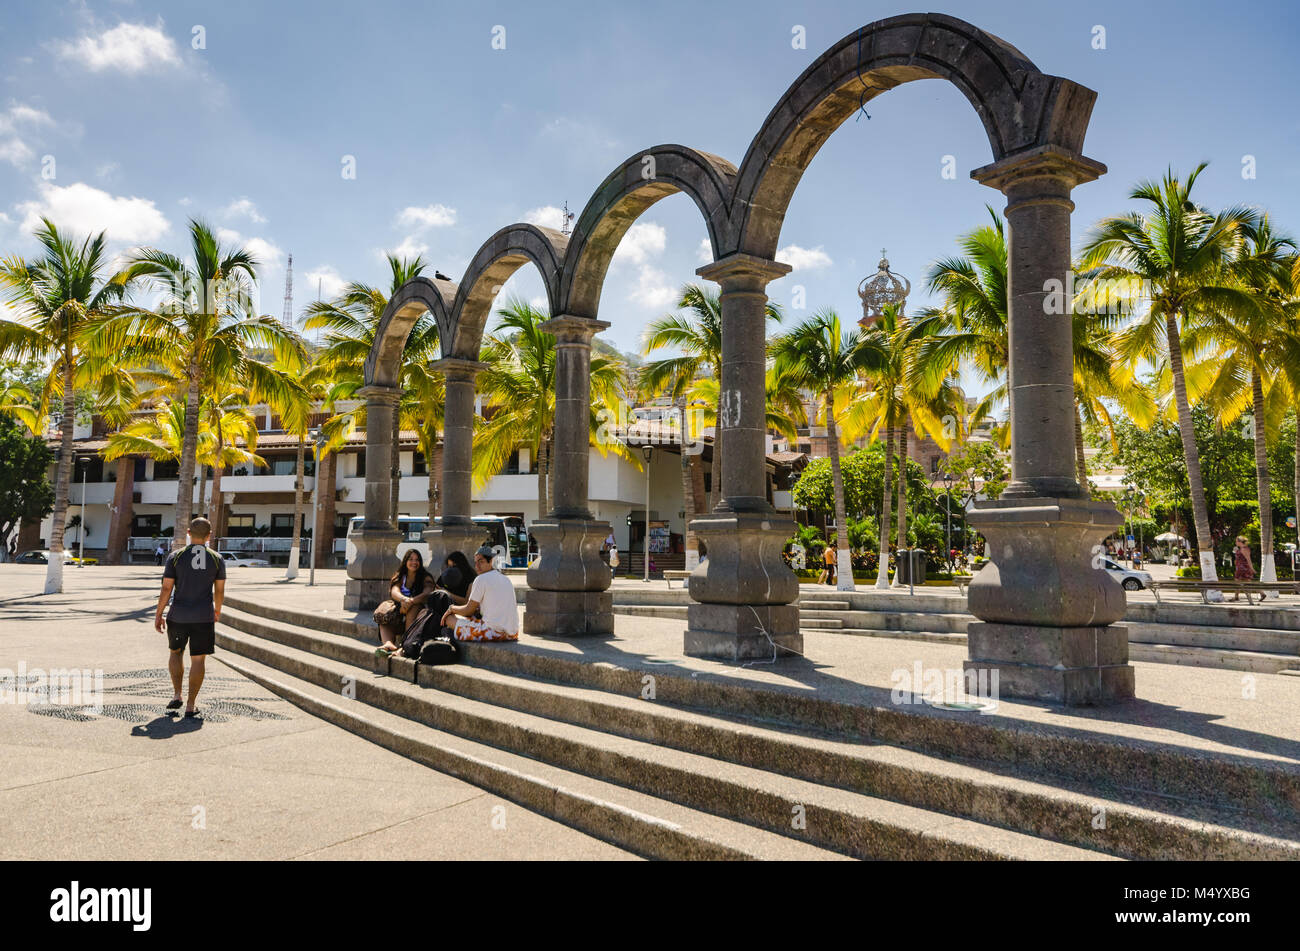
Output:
[{"xmin": 130, "ymin": 714, "xmax": 204, "ymax": 739}]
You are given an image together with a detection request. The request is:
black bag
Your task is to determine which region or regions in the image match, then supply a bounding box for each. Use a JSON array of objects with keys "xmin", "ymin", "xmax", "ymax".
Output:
[
  {"xmin": 418, "ymin": 636, "xmax": 460, "ymax": 666},
  {"xmin": 399, "ymin": 591, "xmax": 454, "ymax": 658}
]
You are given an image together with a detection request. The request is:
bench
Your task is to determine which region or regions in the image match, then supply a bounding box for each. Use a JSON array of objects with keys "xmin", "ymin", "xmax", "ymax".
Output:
[
  {"xmin": 664, "ymin": 570, "xmax": 692, "ymax": 588},
  {"xmin": 1146, "ymin": 580, "xmax": 1300, "ymax": 605}
]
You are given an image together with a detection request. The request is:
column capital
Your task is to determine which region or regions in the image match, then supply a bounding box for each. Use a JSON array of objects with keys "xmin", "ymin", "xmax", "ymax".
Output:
[
  {"xmin": 430, "ymin": 357, "xmax": 488, "ymax": 382},
  {"xmin": 355, "ymin": 384, "xmax": 401, "ymax": 404},
  {"xmin": 540, "ymin": 314, "xmax": 610, "ymax": 343},
  {"xmin": 696, "ymin": 253, "xmax": 791, "ymax": 287},
  {"xmin": 971, "ymin": 145, "xmax": 1107, "ymax": 193}
]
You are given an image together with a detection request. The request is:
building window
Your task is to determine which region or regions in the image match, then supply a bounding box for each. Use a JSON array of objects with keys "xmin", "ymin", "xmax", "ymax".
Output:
[
  {"xmin": 501, "ymin": 449, "xmax": 520, "ymax": 475},
  {"xmin": 131, "ymin": 514, "xmax": 161, "ymax": 537},
  {"xmin": 353, "ymin": 452, "xmax": 365, "ymax": 479},
  {"xmin": 154, "ymin": 460, "xmax": 179, "ymax": 481},
  {"xmin": 413, "ymin": 452, "xmax": 427, "ymax": 476},
  {"xmin": 226, "ymin": 514, "xmax": 256, "ymax": 537},
  {"xmin": 332, "ymin": 514, "xmax": 351, "ymax": 539},
  {"xmin": 270, "ymin": 513, "xmax": 299, "ymax": 537}
]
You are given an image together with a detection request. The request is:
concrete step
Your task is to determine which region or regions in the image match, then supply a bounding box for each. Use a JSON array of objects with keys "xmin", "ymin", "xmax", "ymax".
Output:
[
  {"xmin": 1129, "ymin": 641, "xmax": 1300, "ymax": 674},
  {"xmin": 218, "ymin": 604, "xmax": 1300, "ymax": 859},
  {"xmin": 839, "ymin": 628, "xmax": 969, "ymax": 646},
  {"xmin": 213, "ymin": 649, "xmax": 840, "ymax": 861},
  {"xmin": 221, "ymin": 596, "xmax": 1300, "ymax": 826},
  {"xmin": 1125, "ymin": 621, "xmax": 1300, "ymax": 656},
  {"xmin": 215, "ymin": 619, "xmax": 1107, "ymax": 860},
  {"xmin": 613, "ymin": 604, "xmax": 843, "ymax": 630},
  {"xmin": 797, "ymin": 599, "xmax": 852, "ymax": 611}
]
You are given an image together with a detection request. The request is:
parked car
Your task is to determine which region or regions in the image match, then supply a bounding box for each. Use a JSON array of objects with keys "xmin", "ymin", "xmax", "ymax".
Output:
[
  {"xmin": 1101, "ymin": 557, "xmax": 1153, "ymax": 591},
  {"xmin": 219, "ymin": 551, "xmax": 270, "ymax": 567},
  {"xmin": 14, "ymin": 549, "xmax": 98, "ymax": 566}
]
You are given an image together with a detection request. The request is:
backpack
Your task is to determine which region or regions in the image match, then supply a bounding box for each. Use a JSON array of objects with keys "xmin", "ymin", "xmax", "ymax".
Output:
[{"xmin": 419, "ymin": 635, "xmax": 459, "ymax": 666}]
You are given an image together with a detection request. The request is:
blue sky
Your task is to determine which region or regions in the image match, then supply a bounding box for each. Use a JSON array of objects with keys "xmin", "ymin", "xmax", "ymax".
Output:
[{"xmin": 2, "ymin": 0, "xmax": 1297, "ymax": 381}]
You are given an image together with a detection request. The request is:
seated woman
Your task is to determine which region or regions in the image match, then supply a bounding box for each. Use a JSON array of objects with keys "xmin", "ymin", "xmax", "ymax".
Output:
[
  {"xmin": 437, "ymin": 550, "xmax": 474, "ymax": 604},
  {"xmin": 378, "ymin": 549, "xmax": 436, "ymax": 652}
]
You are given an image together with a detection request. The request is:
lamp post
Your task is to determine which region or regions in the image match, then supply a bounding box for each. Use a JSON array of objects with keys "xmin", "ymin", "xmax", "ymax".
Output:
[
  {"xmin": 942, "ymin": 470, "xmax": 953, "ymax": 574},
  {"xmin": 641, "ymin": 444, "xmax": 653, "ymax": 583},
  {"xmin": 76, "ymin": 456, "xmax": 92, "ymax": 566},
  {"xmin": 1122, "ymin": 484, "xmax": 1134, "ymax": 567},
  {"xmin": 308, "ymin": 427, "xmax": 324, "ymax": 587}
]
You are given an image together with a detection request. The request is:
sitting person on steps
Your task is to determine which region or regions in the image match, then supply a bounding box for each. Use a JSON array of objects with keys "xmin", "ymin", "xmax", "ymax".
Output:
[{"xmin": 440, "ymin": 545, "xmax": 520, "ymax": 642}]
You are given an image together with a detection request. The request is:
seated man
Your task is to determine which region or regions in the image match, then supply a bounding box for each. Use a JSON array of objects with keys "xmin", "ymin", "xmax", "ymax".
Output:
[{"xmin": 440, "ymin": 545, "xmax": 519, "ymax": 642}]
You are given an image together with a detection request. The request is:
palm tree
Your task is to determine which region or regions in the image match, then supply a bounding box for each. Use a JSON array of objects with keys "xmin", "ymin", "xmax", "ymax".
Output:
[
  {"xmin": 843, "ymin": 303, "xmax": 961, "ymax": 587},
  {"xmin": 103, "ymin": 219, "xmax": 305, "ymax": 550},
  {"xmin": 1191, "ymin": 217, "xmax": 1299, "ymax": 585},
  {"xmin": 0, "ymin": 219, "xmax": 138, "ymax": 593},
  {"xmin": 1081, "ymin": 165, "xmax": 1259, "ymax": 582},
  {"xmin": 770, "ymin": 309, "xmax": 873, "ymax": 591},
  {"xmin": 641, "ymin": 284, "xmax": 782, "ymax": 512},
  {"xmin": 474, "ymin": 300, "xmax": 629, "ymax": 521},
  {"xmin": 303, "ymin": 254, "xmax": 433, "ymax": 525}
]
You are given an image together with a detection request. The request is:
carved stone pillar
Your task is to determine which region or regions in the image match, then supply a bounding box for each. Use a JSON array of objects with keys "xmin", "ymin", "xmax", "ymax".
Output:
[
  {"xmin": 345, "ymin": 384, "xmax": 402, "ymax": 610},
  {"xmin": 424, "ymin": 359, "xmax": 489, "ymax": 565},
  {"xmin": 686, "ymin": 254, "xmax": 800, "ymax": 660},
  {"xmin": 965, "ymin": 146, "xmax": 1133, "ymax": 705},
  {"xmin": 524, "ymin": 316, "xmax": 613, "ymax": 637}
]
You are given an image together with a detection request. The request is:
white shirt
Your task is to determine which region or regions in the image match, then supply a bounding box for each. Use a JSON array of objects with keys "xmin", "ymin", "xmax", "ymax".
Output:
[{"xmin": 468, "ymin": 568, "xmax": 519, "ymax": 635}]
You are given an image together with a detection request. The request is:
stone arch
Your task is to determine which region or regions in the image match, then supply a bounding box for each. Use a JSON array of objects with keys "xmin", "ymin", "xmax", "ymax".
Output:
[
  {"xmin": 558, "ymin": 145, "xmax": 736, "ymax": 319},
  {"xmin": 446, "ymin": 224, "xmax": 568, "ymax": 359},
  {"xmin": 364, "ymin": 275, "xmax": 457, "ymax": 388},
  {"xmin": 726, "ymin": 11, "xmax": 1099, "ymax": 258}
]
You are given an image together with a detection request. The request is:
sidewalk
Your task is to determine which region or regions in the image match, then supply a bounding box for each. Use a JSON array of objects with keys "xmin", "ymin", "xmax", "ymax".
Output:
[{"xmin": 0, "ymin": 566, "xmax": 633, "ymax": 860}]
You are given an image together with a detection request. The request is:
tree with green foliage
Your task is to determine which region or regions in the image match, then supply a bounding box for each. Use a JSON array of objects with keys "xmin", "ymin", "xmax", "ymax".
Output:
[{"xmin": 0, "ymin": 413, "xmax": 55, "ymax": 560}]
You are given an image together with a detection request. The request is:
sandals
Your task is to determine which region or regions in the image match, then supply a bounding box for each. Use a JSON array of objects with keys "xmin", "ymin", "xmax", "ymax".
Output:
[
  {"xmin": 184, "ymin": 709, "xmax": 202, "ymax": 719},
  {"xmin": 166, "ymin": 698, "xmax": 182, "ymax": 710}
]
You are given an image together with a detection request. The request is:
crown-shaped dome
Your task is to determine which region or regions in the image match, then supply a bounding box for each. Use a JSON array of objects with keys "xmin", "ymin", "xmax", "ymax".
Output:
[{"xmin": 858, "ymin": 250, "xmax": 911, "ymax": 325}]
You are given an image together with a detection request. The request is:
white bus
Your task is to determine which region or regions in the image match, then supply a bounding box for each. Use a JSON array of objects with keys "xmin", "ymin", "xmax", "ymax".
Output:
[{"xmin": 344, "ymin": 516, "xmax": 521, "ymax": 570}]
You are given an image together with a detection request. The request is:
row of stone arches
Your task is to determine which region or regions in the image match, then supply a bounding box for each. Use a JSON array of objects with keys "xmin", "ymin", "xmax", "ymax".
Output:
[{"xmin": 346, "ymin": 12, "xmax": 1130, "ymax": 702}]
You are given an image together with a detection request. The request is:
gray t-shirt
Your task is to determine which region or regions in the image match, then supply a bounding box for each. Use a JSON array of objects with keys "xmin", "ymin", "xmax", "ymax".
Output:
[{"xmin": 163, "ymin": 544, "xmax": 226, "ymax": 623}]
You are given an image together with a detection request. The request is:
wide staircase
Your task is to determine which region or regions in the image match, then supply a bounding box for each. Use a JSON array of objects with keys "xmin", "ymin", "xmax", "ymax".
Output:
[
  {"xmin": 214, "ymin": 595, "xmax": 1300, "ymax": 861},
  {"xmin": 614, "ymin": 589, "xmax": 1300, "ymax": 674}
]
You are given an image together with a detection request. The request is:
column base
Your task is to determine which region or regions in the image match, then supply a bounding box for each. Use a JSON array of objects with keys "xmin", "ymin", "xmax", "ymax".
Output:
[
  {"xmin": 424, "ymin": 522, "xmax": 488, "ymax": 568},
  {"xmin": 526, "ymin": 518, "xmax": 612, "ymax": 592},
  {"xmin": 523, "ymin": 590, "xmax": 613, "ymax": 637},
  {"xmin": 687, "ymin": 511, "xmax": 799, "ymax": 605},
  {"xmin": 684, "ymin": 603, "xmax": 802, "ymax": 660},
  {"xmin": 345, "ymin": 578, "xmax": 390, "ymax": 612},
  {"xmin": 965, "ymin": 621, "xmax": 1135, "ymax": 706}
]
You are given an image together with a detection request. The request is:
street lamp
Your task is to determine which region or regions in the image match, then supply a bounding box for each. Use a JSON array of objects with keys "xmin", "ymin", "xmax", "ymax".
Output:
[
  {"xmin": 1122, "ymin": 484, "xmax": 1134, "ymax": 567},
  {"xmin": 641, "ymin": 444, "xmax": 653, "ymax": 583},
  {"xmin": 308, "ymin": 427, "xmax": 324, "ymax": 587},
  {"xmin": 942, "ymin": 470, "xmax": 953, "ymax": 574},
  {"xmin": 76, "ymin": 456, "xmax": 92, "ymax": 567}
]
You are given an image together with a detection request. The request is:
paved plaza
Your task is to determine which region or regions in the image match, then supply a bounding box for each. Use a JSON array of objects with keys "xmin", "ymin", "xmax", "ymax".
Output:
[{"xmin": 0, "ymin": 565, "xmax": 633, "ymax": 860}]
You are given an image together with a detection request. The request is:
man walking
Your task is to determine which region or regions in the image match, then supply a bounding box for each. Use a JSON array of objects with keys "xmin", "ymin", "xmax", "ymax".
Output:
[
  {"xmin": 440, "ymin": 545, "xmax": 519, "ymax": 641},
  {"xmin": 153, "ymin": 517, "xmax": 225, "ymax": 717}
]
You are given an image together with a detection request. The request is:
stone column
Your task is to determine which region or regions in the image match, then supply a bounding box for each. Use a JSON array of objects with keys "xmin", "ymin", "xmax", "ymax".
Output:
[
  {"xmin": 524, "ymin": 316, "xmax": 614, "ymax": 636},
  {"xmin": 424, "ymin": 358, "xmax": 489, "ymax": 565},
  {"xmin": 686, "ymin": 254, "xmax": 800, "ymax": 660},
  {"xmin": 312, "ymin": 449, "xmax": 337, "ymax": 569},
  {"xmin": 105, "ymin": 456, "xmax": 135, "ymax": 565},
  {"xmin": 965, "ymin": 145, "xmax": 1132, "ymax": 705},
  {"xmin": 344, "ymin": 384, "xmax": 402, "ymax": 610}
]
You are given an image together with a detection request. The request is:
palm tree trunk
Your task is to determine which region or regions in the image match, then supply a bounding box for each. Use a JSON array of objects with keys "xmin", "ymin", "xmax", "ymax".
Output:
[
  {"xmin": 1074, "ymin": 403, "xmax": 1090, "ymax": 497},
  {"xmin": 173, "ymin": 357, "xmax": 201, "ymax": 551},
  {"xmin": 210, "ymin": 422, "xmax": 225, "ymax": 541},
  {"xmin": 825, "ymin": 391, "xmax": 853, "ymax": 591},
  {"xmin": 286, "ymin": 434, "xmax": 305, "ymax": 579},
  {"xmin": 677, "ymin": 395, "xmax": 698, "ymax": 566},
  {"xmin": 875, "ymin": 420, "xmax": 893, "ymax": 589},
  {"xmin": 389, "ymin": 407, "xmax": 401, "ymax": 525},
  {"xmin": 1165, "ymin": 315, "xmax": 1218, "ymax": 583},
  {"xmin": 44, "ymin": 350, "xmax": 76, "ymax": 594},
  {"xmin": 199, "ymin": 464, "xmax": 209, "ymax": 519},
  {"xmin": 893, "ymin": 424, "xmax": 908, "ymax": 587},
  {"xmin": 1293, "ymin": 410, "xmax": 1300, "ymax": 574},
  {"xmin": 1252, "ymin": 369, "xmax": 1275, "ymax": 587}
]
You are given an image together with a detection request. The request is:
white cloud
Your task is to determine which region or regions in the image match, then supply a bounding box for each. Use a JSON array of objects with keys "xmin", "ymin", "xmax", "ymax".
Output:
[
  {"xmin": 58, "ymin": 22, "xmax": 181, "ymax": 74},
  {"xmin": 628, "ymin": 265, "xmax": 675, "ymax": 310},
  {"xmin": 17, "ymin": 182, "xmax": 170, "ymax": 243},
  {"xmin": 697, "ymin": 238, "xmax": 713, "ymax": 265},
  {"xmin": 396, "ymin": 203, "xmax": 456, "ymax": 231},
  {"xmin": 528, "ymin": 295, "xmax": 549, "ymax": 311},
  {"xmin": 0, "ymin": 103, "xmax": 54, "ymax": 168},
  {"xmin": 303, "ymin": 266, "xmax": 348, "ymax": 301},
  {"xmin": 522, "ymin": 205, "xmax": 567, "ymax": 230},
  {"xmin": 612, "ymin": 222, "xmax": 666, "ymax": 266},
  {"xmin": 386, "ymin": 236, "xmax": 429, "ymax": 260},
  {"xmin": 776, "ymin": 244, "xmax": 833, "ymax": 271},
  {"xmin": 222, "ymin": 197, "xmax": 266, "ymax": 224},
  {"xmin": 215, "ymin": 227, "xmax": 283, "ymax": 269}
]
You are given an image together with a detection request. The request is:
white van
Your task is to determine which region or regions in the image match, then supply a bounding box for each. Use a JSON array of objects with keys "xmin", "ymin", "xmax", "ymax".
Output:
[{"xmin": 344, "ymin": 516, "xmax": 511, "ymax": 570}]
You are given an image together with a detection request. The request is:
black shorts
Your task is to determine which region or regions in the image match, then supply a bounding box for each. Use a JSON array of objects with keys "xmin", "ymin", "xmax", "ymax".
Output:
[{"xmin": 167, "ymin": 620, "xmax": 216, "ymax": 656}]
